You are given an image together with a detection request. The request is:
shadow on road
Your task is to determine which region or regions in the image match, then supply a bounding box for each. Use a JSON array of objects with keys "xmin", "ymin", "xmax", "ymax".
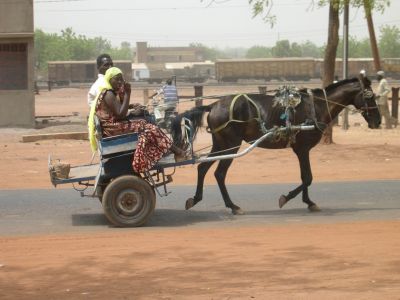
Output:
[{"xmin": 71, "ymin": 205, "xmax": 399, "ymax": 228}]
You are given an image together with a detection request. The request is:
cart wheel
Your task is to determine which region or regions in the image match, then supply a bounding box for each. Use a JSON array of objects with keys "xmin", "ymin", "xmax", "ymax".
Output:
[{"xmin": 102, "ymin": 175, "xmax": 156, "ymax": 227}]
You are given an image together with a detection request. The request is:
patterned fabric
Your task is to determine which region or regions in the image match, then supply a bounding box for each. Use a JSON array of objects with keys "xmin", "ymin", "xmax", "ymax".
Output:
[
  {"xmin": 96, "ymin": 90, "xmax": 172, "ymax": 173},
  {"xmin": 132, "ymin": 121, "xmax": 172, "ymax": 173}
]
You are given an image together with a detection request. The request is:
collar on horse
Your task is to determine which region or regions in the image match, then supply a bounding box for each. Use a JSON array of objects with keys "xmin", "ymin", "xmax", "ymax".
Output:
[{"xmin": 210, "ymin": 93, "xmax": 263, "ymax": 134}]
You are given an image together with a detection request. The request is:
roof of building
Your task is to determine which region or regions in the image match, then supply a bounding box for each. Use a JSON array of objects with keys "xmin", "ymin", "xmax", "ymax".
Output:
[
  {"xmin": 48, "ymin": 60, "xmax": 131, "ymax": 64},
  {"xmin": 216, "ymin": 57, "xmax": 315, "ymax": 63},
  {"xmin": 165, "ymin": 61, "xmax": 215, "ymax": 69},
  {"xmin": 131, "ymin": 63, "xmax": 148, "ymax": 69}
]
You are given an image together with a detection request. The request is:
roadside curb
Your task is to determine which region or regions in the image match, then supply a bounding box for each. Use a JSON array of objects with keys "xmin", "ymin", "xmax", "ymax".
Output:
[{"xmin": 22, "ymin": 132, "xmax": 88, "ymax": 143}]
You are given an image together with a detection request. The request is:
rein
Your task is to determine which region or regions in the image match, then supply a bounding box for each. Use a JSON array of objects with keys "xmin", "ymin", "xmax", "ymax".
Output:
[{"xmin": 298, "ymin": 86, "xmax": 376, "ymax": 117}]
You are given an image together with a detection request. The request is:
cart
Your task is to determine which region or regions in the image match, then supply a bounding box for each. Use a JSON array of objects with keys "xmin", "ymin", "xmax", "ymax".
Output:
[{"xmin": 49, "ymin": 117, "xmax": 314, "ymax": 227}]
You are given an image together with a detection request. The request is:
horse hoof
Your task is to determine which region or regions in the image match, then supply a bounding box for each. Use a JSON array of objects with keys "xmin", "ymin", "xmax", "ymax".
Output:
[
  {"xmin": 279, "ymin": 195, "xmax": 288, "ymax": 208},
  {"xmin": 232, "ymin": 208, "xmax": 245, "ymax": 215},
  {"xmin": 185, "ymin": 198, "xmax": 195, "ymax": 210},
  {"xmin": 308, "ymin": 204, "xmax": 321, "ymax": 212}
]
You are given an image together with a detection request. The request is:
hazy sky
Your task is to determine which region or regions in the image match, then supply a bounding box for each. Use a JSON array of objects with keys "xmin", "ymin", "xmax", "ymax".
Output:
[{"xmin": 34, "ymin": 0, "xmax": 400, "ymax": 48}]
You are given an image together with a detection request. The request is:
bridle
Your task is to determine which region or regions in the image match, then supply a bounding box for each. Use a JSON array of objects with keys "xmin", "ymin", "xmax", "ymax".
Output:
[
  {"xmin": 357, "ymin": 78, "xmax": 378, "ymax": 117},
  {"xmin": 299, "ymin": 78, "xmax": 378, "ymax": 126}
]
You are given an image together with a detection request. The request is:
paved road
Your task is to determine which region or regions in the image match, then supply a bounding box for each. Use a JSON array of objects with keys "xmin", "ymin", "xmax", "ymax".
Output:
[{"xmin": 0, "ymin": 180, "xmax": 399, "ymax": 236}]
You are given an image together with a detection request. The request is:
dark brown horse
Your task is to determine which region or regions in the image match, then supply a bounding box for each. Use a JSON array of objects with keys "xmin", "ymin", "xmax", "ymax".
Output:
[{"xmin": 171, "ymin": 77, "xmax": 381, "ymax": 215}]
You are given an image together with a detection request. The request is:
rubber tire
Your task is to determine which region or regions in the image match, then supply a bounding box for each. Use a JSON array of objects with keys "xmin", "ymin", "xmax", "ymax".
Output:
[{"xmin": 102, "ymin": 175, "xmax": 156, "ymax": 227}]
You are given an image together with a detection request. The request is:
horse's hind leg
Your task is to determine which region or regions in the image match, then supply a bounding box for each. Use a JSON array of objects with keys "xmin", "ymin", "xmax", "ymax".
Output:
[
  {"xmin": 279, "ymin": 148, "xmax": 320, "ymax": 212},
  {"xmin": 214, "ymin": 157, "xmax": 244, "ymax": 215}
]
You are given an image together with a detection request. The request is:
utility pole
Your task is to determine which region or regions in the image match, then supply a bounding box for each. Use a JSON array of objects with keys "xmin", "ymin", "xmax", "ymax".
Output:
[{"xmin": 342, "ymin": 0, "xmax": 349, "ymax": 130}]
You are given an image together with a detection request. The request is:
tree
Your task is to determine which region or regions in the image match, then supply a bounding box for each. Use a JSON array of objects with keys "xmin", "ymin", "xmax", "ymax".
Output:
[
  {"xmin": 249, "ymin": 0, "xmax": 340, "ymax": 143},
  {"xmin": 300, "ymin": 40, "xmax": 324, "ymax": 58},
  {"xmin": 379, "ymin": 25, "xmax": 400, "ymax": 58},
  {"xmin": 291, "ymin": 42, "xmax": 302, "ymax": 57},
  {"xmin": 320, "ymin": 0, "xmax": 340, "ymax": 143},
  {"xmin": 189, "ymin": 43, "xmax": 227, "ymax": 61},
  {"xmin": 246, "ymin": 45, "xmax": 271, "ymax": 58},
  {"xmin": 337, "ymin": 36, "xmax": 372, "ymax": 57},
  {"xmin": 109, "ymin": 42, "xmax": 133, "ymax": 60},
  {"xmin": 362, "ymin": 0, "xmax": 381, "ymax": 70},
  {"xmin": 271, "ymin": 40, "xmax": 291, "ymax": 57},
  {"xmin": 34, "ymin": 28, "xmax": 133, "ymax": 73},
  {"xmin": 248, "ymin": 0, "xmax": 390, "ymax": 144}
]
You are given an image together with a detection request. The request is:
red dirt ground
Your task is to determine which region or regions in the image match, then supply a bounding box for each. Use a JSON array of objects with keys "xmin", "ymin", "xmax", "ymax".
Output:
[{"xmin": 0, "ymin": 86, "xmax": 399, "ymax": 299}]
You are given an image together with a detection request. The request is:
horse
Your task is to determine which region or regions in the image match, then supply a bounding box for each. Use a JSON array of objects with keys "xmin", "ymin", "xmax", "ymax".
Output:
[{"xmin": 171, "ymin": 76, "xmax": 381, "ymax": 215}]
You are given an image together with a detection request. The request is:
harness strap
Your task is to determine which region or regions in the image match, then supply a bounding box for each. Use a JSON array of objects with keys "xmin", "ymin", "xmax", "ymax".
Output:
[
  {"xmin": 211, "ymin": 94, "xmax": 262, "ymax": 134},
  {"xmin": 305, "ymin": 89, "xmax": 317, "ymax": 123},
  {"xmin": 322, "ymin": 88, "xmax": 333, "ymax": 123}
]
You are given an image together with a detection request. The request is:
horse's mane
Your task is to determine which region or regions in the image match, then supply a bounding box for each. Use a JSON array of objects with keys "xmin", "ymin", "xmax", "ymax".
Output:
[{"xmin": 309, "ymin": 77, "xmax": 371, "ymax": 94}]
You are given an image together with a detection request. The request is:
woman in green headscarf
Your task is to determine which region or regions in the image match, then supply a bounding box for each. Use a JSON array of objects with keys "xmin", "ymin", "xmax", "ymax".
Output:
[{"xmin": 88, "ymin": 67, "xmax": 186, "ymax": 173}]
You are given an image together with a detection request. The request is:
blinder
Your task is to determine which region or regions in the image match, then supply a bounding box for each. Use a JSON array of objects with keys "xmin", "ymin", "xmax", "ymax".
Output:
[{"xmin": 357, "ymin": 81, "xmax": 378, "ymax": 117}]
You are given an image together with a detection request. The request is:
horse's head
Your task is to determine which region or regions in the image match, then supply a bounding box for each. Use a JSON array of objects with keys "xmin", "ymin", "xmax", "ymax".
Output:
[{"xmin": 353, "ymin": 75, "xmax": 381, "ymax": 129}]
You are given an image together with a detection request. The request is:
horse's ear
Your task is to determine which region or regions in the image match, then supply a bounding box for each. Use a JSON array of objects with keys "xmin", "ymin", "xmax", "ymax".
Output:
[{"xmin": 359, "ymin": 74, "xmax": 371, "ymax": 88}]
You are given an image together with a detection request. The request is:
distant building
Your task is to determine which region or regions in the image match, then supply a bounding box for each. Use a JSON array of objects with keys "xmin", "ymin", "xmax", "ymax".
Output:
[
  {"xmin": 133, "ymin": 42, "xmax": 207, "ymax": 82},
  {"xmin": 131, "ymin": 63, "xmax": 150, "ymax": 81},
  {"xmin": 0, "ymin": 0, "xmax": 35, "ymax": 127},
  {"xmin": 134, "ymin": 42, "xmax": 204, "ymax": 64}
]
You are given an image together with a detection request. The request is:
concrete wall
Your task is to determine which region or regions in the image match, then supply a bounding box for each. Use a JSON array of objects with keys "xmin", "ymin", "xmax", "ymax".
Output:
[
  {"xmin": 0, "ymin": 0, "xmax": 35, "ymax": 127},
  {"xmin": 0, "ymin": 0, "xmax": 33, "ymax": 33},
  {"xmin": 135, "ymin": 42, "xmax": 148, "ymax": 63}
]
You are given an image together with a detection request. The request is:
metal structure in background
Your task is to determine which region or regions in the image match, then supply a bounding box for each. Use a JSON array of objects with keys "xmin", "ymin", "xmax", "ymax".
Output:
[
  {"xmin": 341, "ymin": 1, "xmax": 350, "ymax": 130},
  {"xmin": 392, "ymin": 87, "xmax": 399, "ymax": 121},
  {"xmin": 194, "ymin": 85, "xmax": 204, "ymax": 107}
]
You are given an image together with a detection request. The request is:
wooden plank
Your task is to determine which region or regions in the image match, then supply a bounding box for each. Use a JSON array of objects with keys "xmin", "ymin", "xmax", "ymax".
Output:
[{"xmin": 22, "ymin": 132, "xmax": 88, "ymax": 143}]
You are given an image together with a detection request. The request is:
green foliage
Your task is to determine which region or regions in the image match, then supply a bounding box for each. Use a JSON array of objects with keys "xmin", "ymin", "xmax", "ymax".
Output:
[
  {"xmin": 246, "ymin": 45, "xmax": 272, "ymax": 58},
  {"xmin": 271, "ymin": 40, "xmax": 291, "ymax": 57},
  {"xmin": 300, "ymin": 41, "xmax": 325, "ymax": 58},
  {"xmin": 248, "ymin": 0, "xmax": 390, "ymax": 25},
  {"xmin": 379, "ymin": 25, "xmax": 400, "ymax": 57},
  {"xmin": 109, "ymin": 42, "xmax": 134, "ymax": 60},
  {"xmin": 35, "ymin": 22, "xmax": 399, "ymax": 71},
  {"xmin": 245, "ymin": 40, "xmax": 324, "ymax": 58},
  {"xmin": 189, "ymin": 43, "xmax": 227, "ymax": 60},
  {"xmin": 248, "ymin": 0, "xmax": 276, "ymax": 26},
  {"xmin": 34, "ymin": 28, "xmax": 132, "ymax": 71},
  {"xmin": 336, "ymin": 36, "xmax": 372, "ymax": 57}
]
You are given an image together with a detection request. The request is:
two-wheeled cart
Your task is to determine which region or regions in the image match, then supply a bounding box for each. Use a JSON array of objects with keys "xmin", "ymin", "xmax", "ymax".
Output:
[{"xmin": 49, "ymin": 118, "xmax": 314, "ymax": 227}]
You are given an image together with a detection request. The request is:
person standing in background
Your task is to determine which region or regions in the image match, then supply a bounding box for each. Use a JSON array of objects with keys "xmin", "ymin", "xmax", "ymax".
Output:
[
  {"xmin": 87, "ymin": 54, "xmax": 113, "ymax": 107},
  {"xmin": 150, "ymin": 78, "xmax": 179, "ymax": 122},
  {"xmin": 376, "ymin": 70, "xmax": 394, "ymax": 129}
]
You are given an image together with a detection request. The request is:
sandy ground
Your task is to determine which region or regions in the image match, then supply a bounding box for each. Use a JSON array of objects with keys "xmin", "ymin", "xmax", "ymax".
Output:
[{"xmin": 1, "ymin": 85, "xmax": 400, "ymax": 299}]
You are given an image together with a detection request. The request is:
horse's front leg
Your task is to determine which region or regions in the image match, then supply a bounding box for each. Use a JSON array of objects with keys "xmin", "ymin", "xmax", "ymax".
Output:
[{"xmin": 279, "ymin": 148, "xmax": 320, "ymax": 212}]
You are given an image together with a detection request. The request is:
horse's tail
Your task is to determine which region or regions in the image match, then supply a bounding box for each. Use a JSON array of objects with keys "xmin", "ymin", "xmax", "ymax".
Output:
[{"xmin": 171, "ymin": 105, "xmax": 212, "ymax": 146}]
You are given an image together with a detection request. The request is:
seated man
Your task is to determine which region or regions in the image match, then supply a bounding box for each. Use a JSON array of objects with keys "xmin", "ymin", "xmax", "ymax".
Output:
[
  {"xmin": 88, "ymin": 68, "xmax": 188, "ymax": 173},
  {"xmin": 87, "ymin": 54, "xmax": 113, "ymax": 108}
]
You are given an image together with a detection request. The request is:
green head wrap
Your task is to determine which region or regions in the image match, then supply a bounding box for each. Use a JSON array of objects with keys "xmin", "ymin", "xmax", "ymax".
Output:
[
  {"xmin": 100, "ymin": 67, "xmax": 123, "ymax": 90},
  {"xmin": 88, "ymin": 66, "xmax": 124, "ymax": 153}
]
